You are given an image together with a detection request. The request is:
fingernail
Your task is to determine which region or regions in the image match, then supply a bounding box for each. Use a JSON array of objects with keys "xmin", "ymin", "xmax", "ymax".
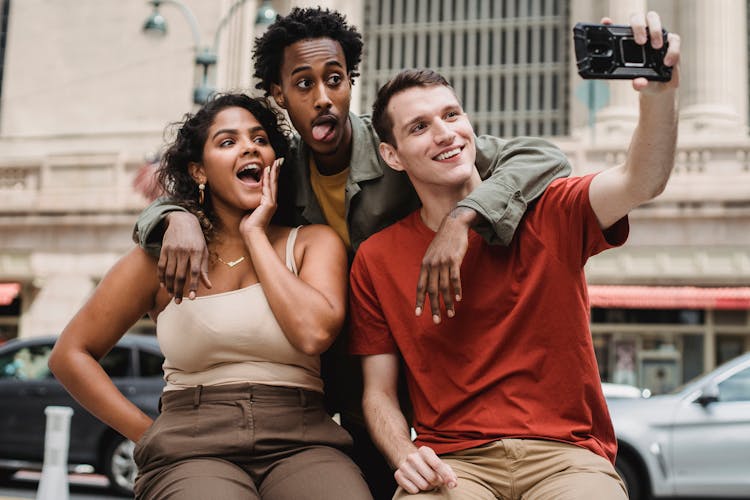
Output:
[
  {"xmin": 174, "ymin": 297, "xmax": 181, "ymax": 304},
  {"xmin": 415, "ymin": 307, "xmax": 422, "ymax": 316},
  {"xmin": 449, "ymin": 481, "xmax": 457, "ymax": 489},
  {"xmin": 447, "ymin": 310, "xmax": 455, "ymax": 318},
  {"xmin": 188, "ymin": 291, "xmax": 196, "ymax": 300},
  {"xmin": 433, "ymin": 315, "xmax": 441, "ymax": 324},
  {"xmin": 455, "ymin": 294, "xmax": 461, "ymax": 302}
]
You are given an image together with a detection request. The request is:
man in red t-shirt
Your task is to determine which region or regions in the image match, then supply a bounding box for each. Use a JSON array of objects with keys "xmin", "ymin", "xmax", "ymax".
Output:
[{"xmin": 349, "ymin": 14, "xmax": 680, "ymax": 500}]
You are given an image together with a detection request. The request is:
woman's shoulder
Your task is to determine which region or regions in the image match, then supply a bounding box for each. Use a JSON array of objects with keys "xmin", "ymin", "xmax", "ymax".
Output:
[
  {"xmin": 267, "ymin": 224, "xmax": 345, "ymax": 255},
  {"xmin": 298, "ymin": 224, "xmax": 346, "ymax": 251},
  {"xmin": 298, "ymin": 223, "xmax": 339, "ymax": 239},
  {"xmin": 99, "ymin": 246, "xmax": 169, "ymax": 316},
  {"xmin": 290, "ymin": 224, "xmax": 345, "ymax": 257},
  {"xmin": 118, "ymin": 246, "xmax": 160, "ymax": 276}
]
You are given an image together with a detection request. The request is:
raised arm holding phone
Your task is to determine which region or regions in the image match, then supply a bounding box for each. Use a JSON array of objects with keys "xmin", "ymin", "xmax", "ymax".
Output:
[{"xmin": 350, "ymin": 11, "xmax": 679, "ymax": 500}]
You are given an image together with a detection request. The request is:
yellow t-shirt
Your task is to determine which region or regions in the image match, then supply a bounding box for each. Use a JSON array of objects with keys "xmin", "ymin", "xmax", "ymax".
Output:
[{"xmin": 309, "ymin": 158, "xmax": 351, "ymax": 249}]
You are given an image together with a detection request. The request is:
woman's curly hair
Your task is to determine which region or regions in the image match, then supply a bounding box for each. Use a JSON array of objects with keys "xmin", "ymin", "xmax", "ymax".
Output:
[
  {"xmin": 156, "ymin": 93, "xmax": 291, "ymax": 244},
  {"xmin": 252, "ymin": 7, "xmax": 363, "ymax": 96}
]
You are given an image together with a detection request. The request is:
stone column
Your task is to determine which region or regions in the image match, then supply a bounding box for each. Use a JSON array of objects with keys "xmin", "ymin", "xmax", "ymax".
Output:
[
  {"xmin": 594, "ymin": 0, "xmax": 646, "ymax": 139},
  {"xmin": 679, "ymin": 0, "xmax": 748, "ymax": 137}
]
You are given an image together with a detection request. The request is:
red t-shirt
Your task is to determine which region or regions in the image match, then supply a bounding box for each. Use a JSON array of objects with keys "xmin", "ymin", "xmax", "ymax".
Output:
[{"xmin": 349, "ymin": 175, "xmax": 628, "ymax": 464}]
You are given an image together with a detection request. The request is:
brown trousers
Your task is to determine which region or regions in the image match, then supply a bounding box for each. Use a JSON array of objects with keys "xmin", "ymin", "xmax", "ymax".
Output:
[
  {"xmin": 393, "ymin": 439, "xmax": 627, "ymax": 500},
  {"xmin": 133, "ymin": 383, "xmax": 372, "ymax": 500}
]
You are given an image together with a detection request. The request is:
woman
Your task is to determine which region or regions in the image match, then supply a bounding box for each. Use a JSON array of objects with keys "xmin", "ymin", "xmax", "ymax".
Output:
[{"xmin": 49, "ymin": 94, "xmax": 371, "ymax": 499}]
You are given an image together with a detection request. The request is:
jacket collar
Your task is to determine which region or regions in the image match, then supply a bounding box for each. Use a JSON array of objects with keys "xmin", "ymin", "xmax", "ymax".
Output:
[{"xmin": 347, "ymin": 113, "xmax": 385, "ymax": 184}]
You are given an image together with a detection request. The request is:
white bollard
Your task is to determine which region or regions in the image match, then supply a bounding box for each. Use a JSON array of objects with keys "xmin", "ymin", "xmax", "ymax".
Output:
[{"xmin": 36, "ymin": 406, "xmax": 74, "ymax": 500}]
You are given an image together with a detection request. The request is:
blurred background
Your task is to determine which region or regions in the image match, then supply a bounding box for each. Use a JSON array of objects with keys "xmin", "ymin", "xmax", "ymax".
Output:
[{"xmin": 0, "ymin": 0, "xmax": 749, "ymax": 397}]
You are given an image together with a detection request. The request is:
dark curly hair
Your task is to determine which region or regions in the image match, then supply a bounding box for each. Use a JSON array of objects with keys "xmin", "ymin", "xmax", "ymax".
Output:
[
  {"xmin": 157, "ymin": 93, "xmax": 291, "ymax": 243},
  {"xmin": 252, "ymin": 7, "xmax": 363, "ymax": 96}
]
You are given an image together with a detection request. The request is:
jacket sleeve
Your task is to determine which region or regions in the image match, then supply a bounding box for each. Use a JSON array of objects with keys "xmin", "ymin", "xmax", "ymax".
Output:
[
  {"xmin": 459, "ymin": 135, "xmax": 571, "ymax": 245},
  {"xmin": 131, "ymin": 198, "xmax": 189, "ymax": 258}
]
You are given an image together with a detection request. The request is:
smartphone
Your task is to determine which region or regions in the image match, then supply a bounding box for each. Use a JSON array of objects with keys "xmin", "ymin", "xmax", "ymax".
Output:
[{"xmin": 573, "ymin": 23, "xmax": 672, "ymax": 81}]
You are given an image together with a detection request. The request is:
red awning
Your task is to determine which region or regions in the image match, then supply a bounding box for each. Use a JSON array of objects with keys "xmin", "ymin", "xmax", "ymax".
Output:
[
  {"xmin": 0, "ymin": 283, "xmax": 21, "ymax": 306},
  {"xmin": 588, "ymin": 285, "xmax": 750, "ymax": 310}
]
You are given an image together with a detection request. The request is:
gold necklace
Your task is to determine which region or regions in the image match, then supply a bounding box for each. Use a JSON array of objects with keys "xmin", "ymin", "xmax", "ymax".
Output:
[{"xmin": 217, "ymin": 255, "xmax": 245, "ymax": 268}]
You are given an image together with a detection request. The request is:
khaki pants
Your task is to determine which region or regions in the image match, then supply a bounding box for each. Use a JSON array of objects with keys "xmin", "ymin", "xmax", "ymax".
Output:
[
  {"xmin": 393, "ymin": 439, "xmax": 627, "ymax": 500},
  {"xmin": 133, "ymin": 383, "xmax": 372, "ymax": 500}
]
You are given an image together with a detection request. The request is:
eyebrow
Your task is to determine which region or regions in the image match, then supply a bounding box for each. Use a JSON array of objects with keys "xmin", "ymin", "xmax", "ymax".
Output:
[
  {"xmin": 211, "ymin": 125, "xmax": 266, "ymax": 141},
  {"xmin": 290, "ymin": 60, "xmax": 346, "ymax": 77}
]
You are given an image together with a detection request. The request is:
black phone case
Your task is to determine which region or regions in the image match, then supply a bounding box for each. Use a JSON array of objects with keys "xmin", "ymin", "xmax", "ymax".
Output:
[{"xmin": 573, "ymin": 23, "xmax": 672, "ymax": 81}]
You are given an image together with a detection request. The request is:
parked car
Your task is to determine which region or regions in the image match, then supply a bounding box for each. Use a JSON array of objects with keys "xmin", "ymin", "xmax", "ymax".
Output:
[
  {"xmin": 0, "ymin": 334, "xmax": 164, "ymax": 496},
  {"xmin": 607, "ymin": 351, "xmax": 750, "ymax": 500},
  {"xmin": 602, "ymin": 382, "xmax": 651, "ymax": 399}
]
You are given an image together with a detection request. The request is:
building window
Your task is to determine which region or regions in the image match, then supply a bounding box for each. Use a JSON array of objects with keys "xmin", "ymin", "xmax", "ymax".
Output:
[{"xmin": 360, "ymin": 0, "xmax": 570, "ymax": 137}]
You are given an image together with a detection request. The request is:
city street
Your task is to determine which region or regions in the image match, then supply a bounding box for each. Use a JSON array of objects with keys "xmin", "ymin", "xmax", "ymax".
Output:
[
  {"xmin": 0, "ymin": 471, "xmax": 123, "ymax": 499},
  {"xmin": 1, "ymin": 0, "xmax": 750, "ymax": 499}
]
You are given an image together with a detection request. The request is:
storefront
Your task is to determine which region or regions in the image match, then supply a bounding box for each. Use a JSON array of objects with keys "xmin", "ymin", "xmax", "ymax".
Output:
[{"xmin": 589, "ymin": 286, "xmax": 750, "ymax": 394}]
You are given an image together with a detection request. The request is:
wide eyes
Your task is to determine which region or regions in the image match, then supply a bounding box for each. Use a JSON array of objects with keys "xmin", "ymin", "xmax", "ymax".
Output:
[
  {"xmin": 216, "ymin": 135, "xmax": 269, "ymax": 148},
  {"xmin": 295, "ymin": 79, "xmax": 313, "ymax": 90},
  {"xmin": 327, "ymin": 74, "xmax": 343, "ymax": 86},
  {"xmin": 294, "ymin": 73, "xmax": 344, "ymax": 90}
]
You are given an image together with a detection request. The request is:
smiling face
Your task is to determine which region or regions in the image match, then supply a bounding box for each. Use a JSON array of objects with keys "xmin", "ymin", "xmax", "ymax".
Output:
[
  {"xmin": 378, "ymin": 85, "xmax": 479, "ymax": 195},
  {"xmin": 271, "ymin": 37, "xmax": 353, "ymax": 171},
  {"xmin": 190, "ymin": 106, "xmax": 277, "ymax": 218}
]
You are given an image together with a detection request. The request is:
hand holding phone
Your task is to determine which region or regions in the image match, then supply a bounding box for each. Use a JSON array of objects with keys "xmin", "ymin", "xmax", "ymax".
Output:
[{"xmin": 573, "ymin": 23, "xmax": 672, "ymax": 81}]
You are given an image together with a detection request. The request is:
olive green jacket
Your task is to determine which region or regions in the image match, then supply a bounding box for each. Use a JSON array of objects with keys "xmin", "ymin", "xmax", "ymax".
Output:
[{"xmin": 133, "ymin": 113, "xmax": 570, "ymax": 255}]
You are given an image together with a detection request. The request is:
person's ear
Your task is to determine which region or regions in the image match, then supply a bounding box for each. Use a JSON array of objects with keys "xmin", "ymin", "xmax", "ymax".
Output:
[
  {"xmin": 188, "ymin": 162, "xmax": 206, "ymax": 184},
  {"xmin": 379, "ymin": 142, "xmax": 404, "ymax": 172},
  {"xmin": 271, "ymin": 84, "xmax": 286, "ymax": 109}
]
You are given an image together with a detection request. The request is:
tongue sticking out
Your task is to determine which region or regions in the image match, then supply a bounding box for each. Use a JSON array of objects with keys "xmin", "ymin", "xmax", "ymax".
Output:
[{"xmin": 312, "ymin": 122, "xmax": 334, "ymax": 141}]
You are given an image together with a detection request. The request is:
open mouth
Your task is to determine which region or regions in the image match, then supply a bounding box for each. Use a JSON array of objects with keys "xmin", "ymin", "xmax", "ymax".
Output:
[
  {"xmin": 433, "ymin": 146, "xmax": 463, "ymax": 161},
  {"xmin": 237, "ymin": 165, "xmax": 262, "ymax": 183},
  {"xmin": 311, "ymin": 115, "xmax": 338, "ymax": 142}
]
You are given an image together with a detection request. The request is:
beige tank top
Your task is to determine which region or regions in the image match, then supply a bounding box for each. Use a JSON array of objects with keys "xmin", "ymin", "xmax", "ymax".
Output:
[{"xmin": 156, "ymin": 227, "xmax": 322, "ymax": 393}]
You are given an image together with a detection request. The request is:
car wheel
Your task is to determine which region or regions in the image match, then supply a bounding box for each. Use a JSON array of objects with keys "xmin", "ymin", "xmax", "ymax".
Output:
[
  {"xmin": 103, "ymin": 435, "xmax": 137, "ymax": 496},
  {"xmin": 615, "ymin": 455, "xmax": 644, "ymax": 500}
]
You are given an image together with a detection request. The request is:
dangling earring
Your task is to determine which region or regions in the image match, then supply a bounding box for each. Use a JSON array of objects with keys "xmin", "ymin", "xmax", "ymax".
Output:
[{"xmin": 198, "ymin": 182, "xmax": 205, "ymax": 205}]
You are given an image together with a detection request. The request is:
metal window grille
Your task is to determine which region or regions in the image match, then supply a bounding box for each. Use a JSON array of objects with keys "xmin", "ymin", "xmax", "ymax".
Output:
[{"xmin": 360, "ymin": 0, "xmax": 570, "ymax": 137}]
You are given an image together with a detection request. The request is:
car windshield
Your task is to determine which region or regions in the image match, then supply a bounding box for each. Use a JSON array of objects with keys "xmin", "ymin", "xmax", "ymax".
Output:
[
  {"xmin": 667, "ymin": 354, "xmax": 750, "ymax": 396},
  {"xmin": 667, "ymin": 374, "xmax": 703, "ymax": 395}
]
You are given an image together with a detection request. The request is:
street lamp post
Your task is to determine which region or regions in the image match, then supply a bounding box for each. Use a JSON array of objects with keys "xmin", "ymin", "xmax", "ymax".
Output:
[{"xmin": 142, "ymin": 0, "xmax": 277, "ymax": 105}]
